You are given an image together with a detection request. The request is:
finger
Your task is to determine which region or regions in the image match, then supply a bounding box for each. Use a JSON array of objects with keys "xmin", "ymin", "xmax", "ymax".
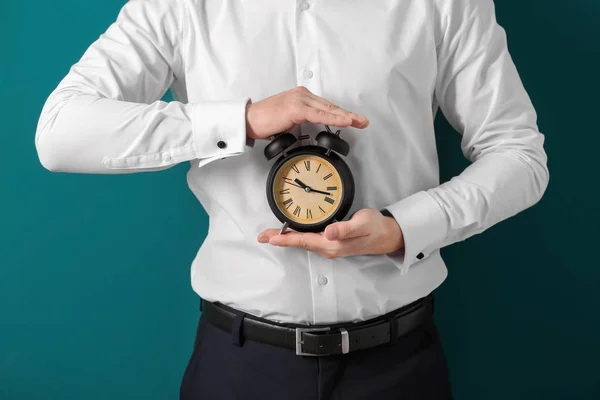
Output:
[
  {"xmin": 320, "ymin": 236, "xmax": 369, "ymax": 258},
  {"xmin": 352, "ymin": 118, "xmax": 370, "ymax": 129},
  {"xmin": 303, "ymin": 107, "xmax": 353, "ymax": 127},
  {"xmin": 304, "ymin": 96, "xmax": 353, "ymax": 119},
  {"xmin": 324, "ymin": 219, "xmax": 370, "ymax": 241},
  {"xmin": 268, "ymin": 231, "xmax": 329, "ymax": 252},
  {"xmin": 258, "ymin": 229, "xmax": 283, "ymax": 243},
  {"xmin": 306, "ymin": 100, "xmax": 370, "ymax": 130},
  {"xmin": 258, "ymin": 227, "xmax": 305, "ymax": 242},
  {"xmin": 305, "ymin": 96, "xmax": 369, "ymax": 128}
]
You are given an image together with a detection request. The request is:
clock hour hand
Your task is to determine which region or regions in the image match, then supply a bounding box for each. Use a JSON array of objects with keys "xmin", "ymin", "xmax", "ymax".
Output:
[
  {"xmin": 294, "ymin": 179, "xmax": 331, "ymax": 196},
  {"xmin": 282, "ymin": 178, "xmax": 305, "ymax": 190},
  {"xmin": 294, "ymin": 178, "xmax": 309, "ymax": 189}
]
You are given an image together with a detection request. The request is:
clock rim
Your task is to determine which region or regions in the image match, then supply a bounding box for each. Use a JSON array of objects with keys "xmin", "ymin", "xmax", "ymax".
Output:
[{"xmin": 266, "ymin": 145, "xmax": 355, "ymax": 233}]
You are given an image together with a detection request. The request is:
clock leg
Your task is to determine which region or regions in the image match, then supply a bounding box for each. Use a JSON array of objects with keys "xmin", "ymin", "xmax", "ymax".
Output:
[{"xmin": 279, "ymin": 221, "xmax": 289, "ymax": 235}]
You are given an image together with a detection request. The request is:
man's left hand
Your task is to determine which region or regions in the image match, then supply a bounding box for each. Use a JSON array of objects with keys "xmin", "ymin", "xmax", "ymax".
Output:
[{"xmin": 257, "ymin": 208, "xmax": 405, "ymax": 259}]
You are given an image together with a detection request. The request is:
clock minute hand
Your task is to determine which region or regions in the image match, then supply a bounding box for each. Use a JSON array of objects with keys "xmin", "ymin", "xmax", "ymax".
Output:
[
  {"xmin": 309, "ymin": 188, "xmax": 331, "ymax": 196},
  {"xmin": 294, "ymin": 179, "xmax": 331, "ymax": 196}
]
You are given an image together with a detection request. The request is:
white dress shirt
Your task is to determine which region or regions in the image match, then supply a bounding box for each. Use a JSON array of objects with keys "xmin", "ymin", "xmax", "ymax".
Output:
[{"xmin": 35, "ymin": 0, "xmax": 549, "ymax": 324}]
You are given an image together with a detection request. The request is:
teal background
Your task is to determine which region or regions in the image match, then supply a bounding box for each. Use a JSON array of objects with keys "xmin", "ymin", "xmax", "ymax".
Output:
[{"xmin": 1, "ymin": 0, "xmax": 598, "ymax": 399}]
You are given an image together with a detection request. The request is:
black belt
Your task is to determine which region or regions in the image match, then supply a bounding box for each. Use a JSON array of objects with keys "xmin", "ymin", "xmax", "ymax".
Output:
[{"xmin": 201, "ymin": 294, "xmax": 434, "ymax": 356}]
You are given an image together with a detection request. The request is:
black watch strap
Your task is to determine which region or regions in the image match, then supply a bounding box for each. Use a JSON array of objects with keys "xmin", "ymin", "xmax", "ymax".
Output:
[{"xmin": 379, "ymin": 208, "xmax": 393, "ymax": 218}]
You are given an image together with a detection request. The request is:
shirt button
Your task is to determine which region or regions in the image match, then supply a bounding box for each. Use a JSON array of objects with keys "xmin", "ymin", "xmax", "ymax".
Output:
[
  {"xmin": 299, "ymin": 1, "xmax": 310, "ymax": 11},
  {"xmin": 162, "ymin": 154, "xmax": 172, "ymax": 162},
  {"xmin": 217, "ymin": 140, "xmax": 227, "ymax": 149},
  {"xmin": 317, "ymin": 275, "xmax": 328, "ymax": 286},
  {"xmin": 303, "ymin": 68, "xmax": 314, "ymax": 79}
]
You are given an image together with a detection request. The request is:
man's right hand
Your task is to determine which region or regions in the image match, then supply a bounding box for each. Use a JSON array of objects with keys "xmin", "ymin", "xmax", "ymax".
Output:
[{"xmin": 245, "ymin": 86, "xmax": 370, "ymax": 140}]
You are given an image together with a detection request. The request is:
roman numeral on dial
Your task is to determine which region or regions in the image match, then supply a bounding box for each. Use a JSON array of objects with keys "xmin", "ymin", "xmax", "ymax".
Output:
[
  {"xmin": 324, "ymin": 197, "xmax": 335, "ymax": 205},
  {"xmin": 279, "ymin": 189, "xmax": 290, "ymax": 195},
  {"xmin": 303, "ymin": 160, "xmax": 310, "ymax": 171},
  {"xmin": 291, "ymin": 164, "xmax": 300, "ymax": 174},
  {"xmin": 319, "ymin": 206, "xmax": 326, "ymax": 214},
  {"xmin": 307, "ymin": 209, "xmax": 312, "ymax": 219},
  {"xmin": 283, "ymin": 198, "xmax": 293, "ymax": 209},
  {"xmin": 293, "ymin": 206, "xmax": 301, "ymax": 217},
  {"xmin": 326, "ymin": 186, "xmax": 337, "ymax": 191},
  {"xmin": 323, "ymin": 173, "xmax": 333, "ymax": 180}
]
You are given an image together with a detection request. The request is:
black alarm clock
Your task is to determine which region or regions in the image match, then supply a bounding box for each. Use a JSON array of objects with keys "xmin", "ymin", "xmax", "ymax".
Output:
[{"xmin": 264, "ymin": 125, "xmax": 355, "ymax": 234}]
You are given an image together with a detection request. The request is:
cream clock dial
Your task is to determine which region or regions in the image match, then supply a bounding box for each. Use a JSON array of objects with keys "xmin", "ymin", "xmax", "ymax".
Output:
[{"xmin": 273, "ymin": 154, "xmax": 344, "ymax": 224}]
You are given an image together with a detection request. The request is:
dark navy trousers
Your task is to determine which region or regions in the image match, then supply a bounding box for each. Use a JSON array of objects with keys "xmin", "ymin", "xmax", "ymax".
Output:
[{"xmin": 179, "ymin": 307, "xmax": 453, "ymax": 400}]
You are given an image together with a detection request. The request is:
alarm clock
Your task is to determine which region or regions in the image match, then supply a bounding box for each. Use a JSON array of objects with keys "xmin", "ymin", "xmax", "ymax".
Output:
[{"xmin": 264, "ymin": 125, "xmax": 355, "ymax": 234}]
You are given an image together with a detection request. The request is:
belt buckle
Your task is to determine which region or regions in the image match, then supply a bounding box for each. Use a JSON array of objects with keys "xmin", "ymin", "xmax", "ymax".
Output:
[{"xmin": 295, "ymin": 327, "xmax": 350, "ymax": 356}]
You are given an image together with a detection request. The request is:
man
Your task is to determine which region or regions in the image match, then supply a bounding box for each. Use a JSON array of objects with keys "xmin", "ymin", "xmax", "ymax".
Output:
[{"xmin": 35, "ymin": 0, "xmax": 549, "ymax": 398}]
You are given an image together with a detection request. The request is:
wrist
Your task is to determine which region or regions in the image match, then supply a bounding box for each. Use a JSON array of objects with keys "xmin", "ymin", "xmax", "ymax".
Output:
[
  {"xmin": 245, "ymin": 101, "xmax": 257, "ymax": 140},
  {"xmin": 380, "ymin": 208, "xmax": 404, "ymax": 252}
]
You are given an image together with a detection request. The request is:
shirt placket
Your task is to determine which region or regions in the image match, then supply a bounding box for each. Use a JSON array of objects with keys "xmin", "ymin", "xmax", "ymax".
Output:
[
  {"xmin": 295, "ymin": 0, "xmax": 323, "ymax": 95},
  {"xmin": 295, "ymin": 0, "xmax": 337, "ymax": 324}
]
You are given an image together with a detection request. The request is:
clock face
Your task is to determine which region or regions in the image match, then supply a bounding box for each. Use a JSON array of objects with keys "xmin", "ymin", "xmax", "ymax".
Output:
[{"xmin": 272, "ymin": 154, "xmax": 344, "ymax": 225}]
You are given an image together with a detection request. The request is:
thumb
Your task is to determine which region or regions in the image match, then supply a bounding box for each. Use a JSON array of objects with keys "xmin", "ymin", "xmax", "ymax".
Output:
[{"xmin": 324, "ymin": 218, "xmax": 369, "ymax": 240}]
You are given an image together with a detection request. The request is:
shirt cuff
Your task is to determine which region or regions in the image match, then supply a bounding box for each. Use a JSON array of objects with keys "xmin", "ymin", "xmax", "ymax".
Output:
[
  {"xmin": 382, "ymin": 190, "xmax": 448, "ymax": 275},
  {"xmin": 191, "ymin": 97, "xmax": 252, "ymax": 168}
]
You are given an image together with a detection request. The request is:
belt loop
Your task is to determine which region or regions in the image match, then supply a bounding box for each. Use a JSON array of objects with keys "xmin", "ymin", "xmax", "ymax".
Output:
[
  {"xmin": 231, "ymin": 312, "xmax": 247, "ymax": 347},
  {"xmin": 387, "ymin": 315, "xmax": 398, "ymax": 347}
]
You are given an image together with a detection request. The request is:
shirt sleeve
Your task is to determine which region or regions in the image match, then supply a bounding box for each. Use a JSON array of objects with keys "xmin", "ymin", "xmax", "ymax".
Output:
[
  {"xmin": 382, "ymin": 0, "xmax": 549, "ymax": 274},
  {"xmin": 35, "ymin": 0, "xmax": 252, "ymax": 174}
]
